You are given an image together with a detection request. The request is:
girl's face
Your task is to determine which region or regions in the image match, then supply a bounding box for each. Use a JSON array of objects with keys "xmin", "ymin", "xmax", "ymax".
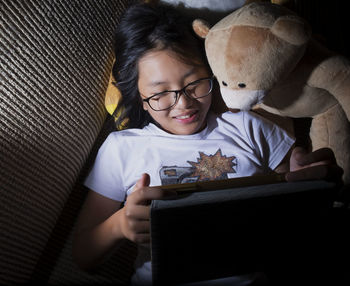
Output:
[{"xmin": 137, "ymin": 49, "xmax": 212, "ymax": 135}]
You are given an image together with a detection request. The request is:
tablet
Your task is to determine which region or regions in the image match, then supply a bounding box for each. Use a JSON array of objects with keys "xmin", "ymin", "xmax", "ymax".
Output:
[{"xmin": 150, "ymin": 179, "xmax": 336, "ymax": 285}]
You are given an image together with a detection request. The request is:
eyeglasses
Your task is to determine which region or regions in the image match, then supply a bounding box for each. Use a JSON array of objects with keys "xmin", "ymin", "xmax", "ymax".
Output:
[{"xmin": 142, "ymin": 76, "xmax": 214, "ymax": 111}]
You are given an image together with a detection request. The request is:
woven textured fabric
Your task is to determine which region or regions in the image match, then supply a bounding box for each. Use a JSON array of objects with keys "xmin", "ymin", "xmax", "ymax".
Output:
[{"xmin": 0, "ymin": 0, "xmax": 132, "ymax": 284}]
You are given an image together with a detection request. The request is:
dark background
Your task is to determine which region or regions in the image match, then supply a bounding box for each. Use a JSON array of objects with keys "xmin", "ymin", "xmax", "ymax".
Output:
[{"xmin": 291, "ymin": 0, "xmax": 349, "ymax": 57}]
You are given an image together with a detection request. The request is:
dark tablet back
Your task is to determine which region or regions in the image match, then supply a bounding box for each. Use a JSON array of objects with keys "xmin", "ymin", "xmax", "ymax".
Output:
[{"xmin": 150, "ymin": 180, "xmax": 336, "ymax": 285}]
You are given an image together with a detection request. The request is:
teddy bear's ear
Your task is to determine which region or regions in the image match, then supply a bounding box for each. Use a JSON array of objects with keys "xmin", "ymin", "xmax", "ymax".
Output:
[
  {"xmin": 192, "ymin": 19, "xmax": 211, "ymax": 39},
  {"xmin": 271, "ymin": 15, "xmax": 311, "ymax": 46}
]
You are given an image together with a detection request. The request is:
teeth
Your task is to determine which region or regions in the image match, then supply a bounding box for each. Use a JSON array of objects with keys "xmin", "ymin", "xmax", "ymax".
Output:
[{"xmin": 176, "ymin": 115, "xmax": 191, "ymax": 119}]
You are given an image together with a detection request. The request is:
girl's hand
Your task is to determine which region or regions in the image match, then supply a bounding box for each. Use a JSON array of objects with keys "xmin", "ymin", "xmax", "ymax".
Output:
[
  {"xmin": 286, "ymin": 147, "xmax": 343, "ymax": 183},
  {"xmin": 119, "ymin": 173, "xmax": 176, "ymax": 244}
]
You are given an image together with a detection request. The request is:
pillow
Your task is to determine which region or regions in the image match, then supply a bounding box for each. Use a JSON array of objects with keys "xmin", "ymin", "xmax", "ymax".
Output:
[
  {"xmin": 105, "ymin": 72, "xmax": 121, "ymax": 116},
  {"xmin": 159, "ymin": 0, "xmax": 245, "ymax": 24}
]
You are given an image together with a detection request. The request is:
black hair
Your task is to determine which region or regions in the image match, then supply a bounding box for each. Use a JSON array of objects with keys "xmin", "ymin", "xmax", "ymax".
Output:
[{"xmin": 112, "ymin": 3, "xmax": 209, "ymax": 130}]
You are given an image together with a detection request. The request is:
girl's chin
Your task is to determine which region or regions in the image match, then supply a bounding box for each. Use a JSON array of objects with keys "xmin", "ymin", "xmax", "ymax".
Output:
[{"xmin": 172, "ymin": 121, "xmax": 206, "ymax": 135}]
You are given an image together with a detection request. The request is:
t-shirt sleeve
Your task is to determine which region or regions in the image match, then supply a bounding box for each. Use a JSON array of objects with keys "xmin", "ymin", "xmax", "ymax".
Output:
[
  {"xmin": 243, "ymin": 111, "xmax": 295, "ymax": 172},
  {"xmin": 84, "ymin": 133, "xmax": 125, "ymax": 201}
]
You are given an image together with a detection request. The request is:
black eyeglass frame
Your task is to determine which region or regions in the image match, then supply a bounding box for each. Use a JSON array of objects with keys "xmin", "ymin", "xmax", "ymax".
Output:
[{"xmin": 142, "ymin": 75, "xmax": 215, "ymax": 111}]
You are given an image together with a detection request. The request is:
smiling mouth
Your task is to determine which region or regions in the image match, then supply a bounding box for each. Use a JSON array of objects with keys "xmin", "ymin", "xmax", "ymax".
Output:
[
  {"xmin": 173, "ymin": 111, "xmax": 199, "ymax": 123},
  {"xmin": 174, "ymin": 110, "xmax": 197, "ymax": 119},
  {"xmin": 176, "ymin": 114, "xmax": 192, "ymax": 119}
]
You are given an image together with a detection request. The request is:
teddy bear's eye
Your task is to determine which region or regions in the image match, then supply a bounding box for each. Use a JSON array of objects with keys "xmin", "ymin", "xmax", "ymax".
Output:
[
  {"xmin": 238, "ymin": 83, "xmax": 246, "ymax": 88},
  {"xmin": 222, "ymin": 81, "xmax": 228, "ymax": 86}
]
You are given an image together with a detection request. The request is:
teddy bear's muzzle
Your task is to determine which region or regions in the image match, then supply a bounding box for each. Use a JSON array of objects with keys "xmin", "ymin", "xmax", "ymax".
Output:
[{"xmin": 220, "ymin": 87, "xmax": 266, "ymax": 110}]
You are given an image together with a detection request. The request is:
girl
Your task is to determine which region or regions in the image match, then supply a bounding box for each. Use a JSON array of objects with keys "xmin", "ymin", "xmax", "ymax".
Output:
[{"xmin": 72, "ymin": 3, "xmax": 342, "ymax": 285}]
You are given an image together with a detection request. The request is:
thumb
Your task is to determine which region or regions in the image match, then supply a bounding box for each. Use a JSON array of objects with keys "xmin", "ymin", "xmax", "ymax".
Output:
[
  {"xmin": 135, "ymin": 173, "xmax": 151, "ymax": 189},
  {"xmin": 290, "ymin": 147, "xmax": 308, "ymax": 171}
]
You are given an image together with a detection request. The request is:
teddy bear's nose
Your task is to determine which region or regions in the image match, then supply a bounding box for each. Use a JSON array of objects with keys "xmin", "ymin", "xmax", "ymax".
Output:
[{"xmin": 238, "ymin": 83, "xmax": 246, "ymax": 88}]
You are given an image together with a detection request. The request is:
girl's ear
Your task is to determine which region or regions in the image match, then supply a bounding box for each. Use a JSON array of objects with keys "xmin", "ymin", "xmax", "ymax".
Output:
[
  {"xmin": 142, "ymin": 99, "xmax": 149, "ymax": 111},
  {"xmin": 192, "ymin": 19, "xmax": 211, "ymax": 39}
]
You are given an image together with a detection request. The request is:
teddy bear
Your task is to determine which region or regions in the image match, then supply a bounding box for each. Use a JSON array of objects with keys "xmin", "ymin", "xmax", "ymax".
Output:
[{"xmin": 192, "ymin": 1, "xmax": 350, "ymax": 184}]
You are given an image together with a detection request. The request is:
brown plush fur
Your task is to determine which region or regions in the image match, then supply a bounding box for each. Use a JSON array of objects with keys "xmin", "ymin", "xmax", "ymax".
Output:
[{"xmin": 193, "ymin": 2, "xmax": 350, "ymax": 183}]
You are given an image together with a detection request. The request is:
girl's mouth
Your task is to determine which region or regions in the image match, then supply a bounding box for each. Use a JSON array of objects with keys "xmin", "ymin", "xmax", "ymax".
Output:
[{"xmin": 174, "ymin": 111, "xmax": 198, "ymax": 123}]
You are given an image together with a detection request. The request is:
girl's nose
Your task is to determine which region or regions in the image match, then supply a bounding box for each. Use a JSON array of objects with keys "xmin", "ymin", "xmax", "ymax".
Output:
[{"xmin": 175, "ymin": 91, "xmax": 193, "ymax": 108}]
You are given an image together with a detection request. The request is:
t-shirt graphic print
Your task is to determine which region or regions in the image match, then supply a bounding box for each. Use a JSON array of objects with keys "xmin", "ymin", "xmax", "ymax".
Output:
[{"xmin": 159, "ymin": 148, "xmax": 237, "ymax": 185}]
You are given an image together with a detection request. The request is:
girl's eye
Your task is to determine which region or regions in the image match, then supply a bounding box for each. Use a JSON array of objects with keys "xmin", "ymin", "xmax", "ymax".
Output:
[
  {"xmin": 185, "ymin": 86, "xmax": 196, "ymax": 94},
  {"xmin": 222, "ymin": 81, "xmax": 228, "ymax": 86},
  {"xmin": 150, "ymin": 96, "xmax": 160, "ymax": 101}
]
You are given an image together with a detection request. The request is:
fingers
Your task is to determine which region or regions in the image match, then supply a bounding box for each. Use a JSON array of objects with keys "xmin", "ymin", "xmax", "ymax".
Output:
[
  {"xmin": 286, "ymin": 164, "xmax": 327, "ymax": 181},
  {"xmin": 293, "ymin": 147, "xmax": 336, "ymax": 166},
  {"xmin": 132, "ymin": 187, "xmax": 177, "ymax": 205},
  {"xmin": 287, "ymin": 146, "xmax": 343, "ymax": 183},
  {"xmin": 124, "ymin": 204, "xmax": 150, "ymax": 220},
  {"xmin": 131, "ymin": 173, "xmax": 177, "ymax": 205},
  {"xmin": 289, "ymin": 147, "xmax": 307, "ymax": 171},
  {"xmin": 134, "ymin": 173, "xmax": 151, "ymax": 189},
  {"xmin": 120, "ymin": 204, "xmax": 151, "ymax": 244},
  {"xmin": 122, "ymin": 173, "xmax": 177, "ymax": 244},
  {"xmin": 125, "ymin": 218, "xmax": 150, "ymax": 234},
  {"xmin": 126, "ymin": 230, "xmax": 150, "ymax": 244},
  {"xmin": 286, "ymin": 164, "xmax": 344, "ymax": 182},
  {"xmin": 134, "ymin": 234, "xmax": 150, "ymax": 244}
]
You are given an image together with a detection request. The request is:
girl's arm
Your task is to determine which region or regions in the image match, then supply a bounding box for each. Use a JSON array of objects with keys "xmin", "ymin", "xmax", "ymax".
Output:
[
  {"xmin": 72, "ymin": 173, "xmax": 176, "ymax": 271},
  {"xmin": 72, "ymin": 190, "xmax": 124, "ymax": 271}
]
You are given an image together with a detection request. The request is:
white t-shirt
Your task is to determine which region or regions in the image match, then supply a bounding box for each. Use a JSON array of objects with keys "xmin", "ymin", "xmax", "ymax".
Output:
[{"xmin": 84, "ymin": 110, "xmax": 294, "ymax": 285}]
